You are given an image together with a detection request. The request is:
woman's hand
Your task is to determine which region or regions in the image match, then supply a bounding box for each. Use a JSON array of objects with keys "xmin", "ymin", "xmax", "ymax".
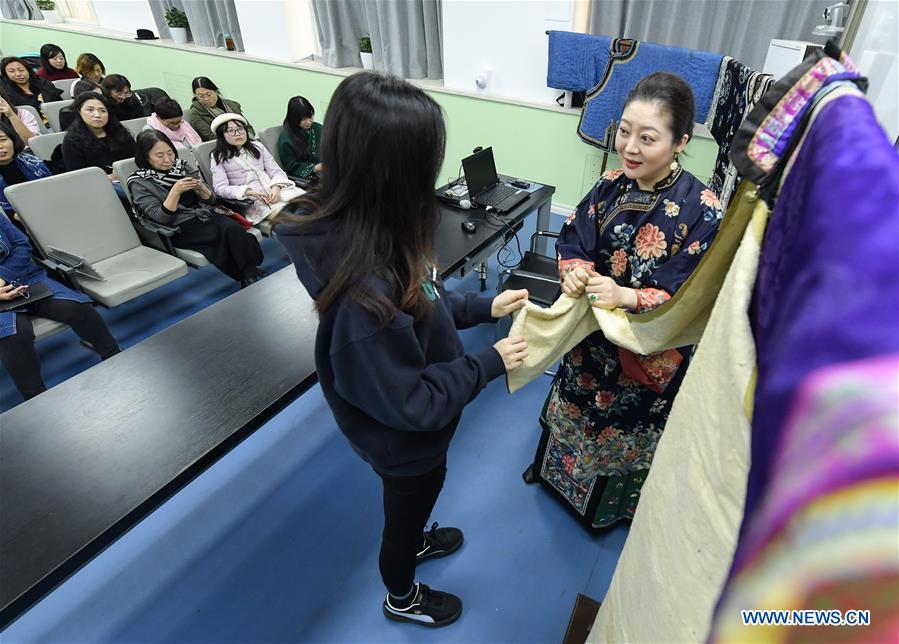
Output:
[
  {"xmin": 0, "ymin": 283, "xmax": 28, "ymax": 301},
  {"xmin": 561, "ymin": 266, "xmax": 589, "ymax": 297},
  {"xmin": 493, "ymin": 335, "xmax": 529, "ymax": 371},
  {"xmin": 492, "ymin": 288, "xmax": 528, "ymax": 318},
  {"xmin": 170, "ymin": 177, "xmax": 199, "ymax": 196},
  {"xmin": 313, "ymin": 162, "xmax": 323, "ymax": 173},
  {"xmin": 193, "ymin": 179, "xmax": 213, "ymax": 200},
  {"xmin": 585, "ymin": 271, "xmax": 636, "ymax": 310},
  {"xmin": 266, "ymin": 186, "xmax": 282, "ymax": 205},
  {"xmin": 0, "ymin": 98, "xmax": 12, "ymax": 116},
  {"xmin": 246, "ymin": 190, "xmax": 268, "ymax": 202},
  {"xmin": 107, "ymin": 172, "xmax": 117, "ymax": 183}
]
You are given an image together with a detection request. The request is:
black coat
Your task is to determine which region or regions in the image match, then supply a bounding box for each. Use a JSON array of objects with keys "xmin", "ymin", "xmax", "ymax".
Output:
[{"xmin": 1, "ymin": 77, "xmax": 63, "ymax": 116}]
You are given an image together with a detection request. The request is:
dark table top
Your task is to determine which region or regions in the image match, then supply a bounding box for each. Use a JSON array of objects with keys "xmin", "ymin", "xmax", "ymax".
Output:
[
  {"xmin": 0, "ymin": 179, "xmax": 556, "ymax": 627},
  {"xmin": 435, "ymin": 180, "xmax": 555, "ymax": 277},
  {"xmin": 0, "ymin": 267, "xmax": 319, "ymax": 627}
]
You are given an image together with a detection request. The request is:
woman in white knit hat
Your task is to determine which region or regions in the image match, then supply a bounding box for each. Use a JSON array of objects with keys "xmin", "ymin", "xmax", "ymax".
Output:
[{"xmin": 209, "ymin": 113, "xmax": 303, "ymax": 225}]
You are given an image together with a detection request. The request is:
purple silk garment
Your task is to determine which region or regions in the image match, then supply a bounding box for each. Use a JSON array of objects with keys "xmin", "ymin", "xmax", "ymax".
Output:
[{"xmin": 745, "ymin": 95, "xmax": 899, "ymax": 526}]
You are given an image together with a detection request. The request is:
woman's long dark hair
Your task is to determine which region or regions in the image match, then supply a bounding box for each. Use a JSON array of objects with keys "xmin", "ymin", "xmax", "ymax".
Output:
[
  {"xmin": 211, "ymin": 119, "xmax": 260, "ymax": 164},
  {"xmin": 282, "ymin": 96, "xmax": 315, "ymax": 160},
  {"xmin": 277, "ymin": 72, "xmax": 446, "ymax": 325},
  {"xmin": 65, "ymin": 92, "xmax": 133, "ymax": 154},
  {"xmin": 0, "ymin": 57, "xmax": 42, "ymax": 95},
  {"xmin": 39, "ymin": 44, "xmax": 71, "ymax": 75}
]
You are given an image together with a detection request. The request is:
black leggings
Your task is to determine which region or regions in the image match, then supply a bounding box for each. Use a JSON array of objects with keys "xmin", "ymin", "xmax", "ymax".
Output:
[
  {"xmin": 377, "ymin": 461, "xmax": 447, "ymax": 596},
  {"xmin": 0, "ymin": 298, "xmax": 120, "ymax": 400}
]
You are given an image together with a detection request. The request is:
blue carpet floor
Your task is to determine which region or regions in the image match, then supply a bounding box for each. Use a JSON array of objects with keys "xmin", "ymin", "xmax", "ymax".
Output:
[{"xmin": 1, "ymin": 215, "xmax": 629, "ymax": 642}]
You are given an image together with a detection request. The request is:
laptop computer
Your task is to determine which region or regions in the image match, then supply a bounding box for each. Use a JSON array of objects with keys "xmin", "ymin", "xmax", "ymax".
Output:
[{"xmin": 462, "ymin": 147, "xmax": 528, "ymax": 213}]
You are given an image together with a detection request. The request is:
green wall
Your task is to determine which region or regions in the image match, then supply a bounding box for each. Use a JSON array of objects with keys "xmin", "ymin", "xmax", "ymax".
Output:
[{"xmin": 0, "ymin": 21, "xmax": 718, "ymax": 208}]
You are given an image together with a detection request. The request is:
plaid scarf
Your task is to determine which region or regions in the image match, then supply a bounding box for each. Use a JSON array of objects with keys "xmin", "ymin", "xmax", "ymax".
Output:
[{"xmin": 127, "ymin": 157, "xmax": 190, "ymax": 190}]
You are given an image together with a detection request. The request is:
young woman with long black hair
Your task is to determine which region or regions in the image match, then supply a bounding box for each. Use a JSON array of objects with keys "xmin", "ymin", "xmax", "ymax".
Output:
[
  {"xmin": 277, "ymin": 95, "xmax": 321, "ymax": 181},
  {"xmin": 276, "ymin": 72, "xmax": 529, "ymax": 628},
  {"xmin": 61, "ymin": 92, "xmax": 134, "ymax": 197},
  {"xmin": 35, "ymin": 44, "xmax": 78, "ymax": 82}
]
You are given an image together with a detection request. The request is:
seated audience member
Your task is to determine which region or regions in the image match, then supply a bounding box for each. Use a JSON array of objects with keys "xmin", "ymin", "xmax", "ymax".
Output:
[
  {"xmin": 278, "ymin": 96, "xmax": 322, "ymax": 181},
  {"xmin": 0, "ymin": 209, "xmax": 120, "ymax": 401},
  {"xmin": 0, "ymin": 57, "xmax": 63, "ymax": 127},
  {"xmin": 210, "ymin": 113, "xmax": 300, "ymax": 225},
  {"xmin": 72, "ymin": 52, "xmax": 105, "ymax": 96},
  {"xmin": 0, "ymin": 86, "xmax": 40, "ymax": 142},
  {"xmin": 128, "ymin": 130, "xmax": 264, "ymax": 288},
  {"xmin": 0, "ymin": 121, "xmax": 52, "ymax": 217},
  {"xmin": 145, "ymin": 97, "xmax": 201, "ymax": 149},
  {"xmin": 101, "ymin": 74, "xmax": 145, "ymax": 122},
  {"xmin": 187, "ymin": 77, "xmax": 255, "ymax": 141},
  {"xmin": 59, "ymin": 81, "xmax": 103, "ymax": 131},
  {"xmin": 61, "ymin": 93, "xmax": 134, "ymax": 197},
  {"xmin": 35, "ymin": 44, "xmax": 79, "ymax": 82}
]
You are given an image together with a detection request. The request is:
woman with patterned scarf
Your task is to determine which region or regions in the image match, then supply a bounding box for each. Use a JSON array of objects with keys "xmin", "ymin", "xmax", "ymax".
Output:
[{"xmin": 127, "ymin": 130, "xmax": 263, "ymax": 288}]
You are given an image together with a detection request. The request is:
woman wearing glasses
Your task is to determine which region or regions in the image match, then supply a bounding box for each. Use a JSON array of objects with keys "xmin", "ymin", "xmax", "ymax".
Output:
[
  {"xmin": 128, "ymin": 130, "xmax": 263, "ymax": 288},
  {"xmin": 186, "ymin": 77, "xmax": 255, "ymax": 142},
  {"xmin": 209, "ymin": 113, "xmax": 301, "ymax": 225},
  {"xmin": 101, "ymin": 74, "xmax": 145, "ymax": 122}
]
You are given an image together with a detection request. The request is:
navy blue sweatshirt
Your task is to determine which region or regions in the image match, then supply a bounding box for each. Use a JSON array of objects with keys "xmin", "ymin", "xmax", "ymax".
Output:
[{"xmin": 279, "ymin": 219, "xmax": 507, "ymax": 476}]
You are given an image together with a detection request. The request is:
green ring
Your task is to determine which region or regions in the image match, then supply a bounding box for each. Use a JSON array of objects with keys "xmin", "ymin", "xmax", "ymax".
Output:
[{"xmin": 589, "ymin": 294, "xmax": 597, "ymax": 301}]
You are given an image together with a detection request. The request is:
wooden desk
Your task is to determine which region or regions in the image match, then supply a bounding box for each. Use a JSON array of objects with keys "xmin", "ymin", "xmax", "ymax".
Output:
[{"xmin": 0, "ymin": 268, "xmax": 318, "ymax": 627}]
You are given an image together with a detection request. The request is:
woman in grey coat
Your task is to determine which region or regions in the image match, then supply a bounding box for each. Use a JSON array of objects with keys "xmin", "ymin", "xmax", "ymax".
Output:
[{"xmin": 127, "ymin": 130, "xmax": 263, "ymax": 287}]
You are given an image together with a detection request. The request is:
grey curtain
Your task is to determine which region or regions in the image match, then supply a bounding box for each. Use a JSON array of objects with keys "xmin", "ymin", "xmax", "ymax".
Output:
[
  {"xmin": 149, "ymin": 0, "xmax": 244, "ymax": 51},
  {"xmin": 588, "ymin": 0, "xmax": 830, "ymax": 71},
  {"xmin": 312, "ymin": 0, "xmax": 443, "ymax": 79},
  {"xmin": 0, "ymin": 0, "xmax": 38, "ymax": 20}
]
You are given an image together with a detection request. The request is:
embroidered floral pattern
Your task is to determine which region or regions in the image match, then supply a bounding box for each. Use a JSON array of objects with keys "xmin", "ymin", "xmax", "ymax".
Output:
[
  {"xmin": 541, "ymin": 166, "xmax": 721, "ymax": 526},
  {"xmin": 634, "ymin": 224, "xmax": 667, "ymax": 260},
  {"xmin": 609, "ymin": 248, "xmax": 628, "ymax": 277},
  {"xmin": 687, "ymin": 240, "xmax": 707, "ymax": 255},
  {"xmin": 635, "ymin": 288, "xmax": 671, "ymax": 313},
  {"xmin": 700, "ymin": 188, "xmax": 722, "ymax": 211},
  {"xmin": 558, "ymin": 258, "xmax": 595, "ymax": 279}
]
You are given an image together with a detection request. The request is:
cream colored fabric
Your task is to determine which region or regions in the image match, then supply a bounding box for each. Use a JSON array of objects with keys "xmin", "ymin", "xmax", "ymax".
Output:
[
  {"xmin": 507, "ymin": 181, "xmax": 760, "ymax": 393},
  {"xmin": 587, "ymin": 195, "xmax": 770, "ymax": 644}
]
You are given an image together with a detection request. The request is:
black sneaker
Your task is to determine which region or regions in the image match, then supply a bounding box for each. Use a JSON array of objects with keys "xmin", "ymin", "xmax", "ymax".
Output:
[
  {"xmin": 383, "ymin": 582, "xmax": 462, "ymax": 627},
  {"xmin": 416, "ymin": 522, "xmax": 463, "ymax": 562}
]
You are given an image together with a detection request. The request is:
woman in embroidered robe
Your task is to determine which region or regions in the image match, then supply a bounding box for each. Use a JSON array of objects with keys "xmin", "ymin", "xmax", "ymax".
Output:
[{"xmin": 525, "ymin": 72, "xmax": 724, "ymax": 530}]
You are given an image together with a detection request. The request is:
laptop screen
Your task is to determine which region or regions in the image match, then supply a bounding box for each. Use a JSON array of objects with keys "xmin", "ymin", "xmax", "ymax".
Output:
[{"xmin": 462, "ymin": 147, "xmax": 499, "ymax": 198}]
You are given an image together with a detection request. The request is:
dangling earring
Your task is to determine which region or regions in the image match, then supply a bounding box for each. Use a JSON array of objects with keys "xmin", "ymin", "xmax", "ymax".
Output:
[{"xmin": 669, "ymin": 154, "xmax": 679, "ymax": 172}]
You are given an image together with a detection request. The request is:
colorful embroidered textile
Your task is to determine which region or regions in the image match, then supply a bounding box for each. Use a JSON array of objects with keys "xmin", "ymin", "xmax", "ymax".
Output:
[
  {"xmin": 730, "ymin": 43, "xmax": 866, "ymax": 188},
  {"xmin": 507, "ymin": 180, "xmax": 761, "ymax": 393},
  {"xmin": 577, "ymin": 39, "xmax": 722, "ymax": 150},
  {"xmin": 546, "ymin": 30, "xmax": 612, "ymax": 92},
  {"xmin": 525, "ymin": 167, "xmax": 721, "ymax": 529},
  {"xmin": 711, "ymin": 355, "xmax": 899, "ymax": 643},
  {"xmin": 589, "ymin": 187, "xmax": 769, "ymax": 644},
  {"xmin": 705, "ymin": 57, "xmax": 774, "ymax": 210},
  {"xmin": 739, "ymin": 95, "xmax": 899, "ymax": 532}
]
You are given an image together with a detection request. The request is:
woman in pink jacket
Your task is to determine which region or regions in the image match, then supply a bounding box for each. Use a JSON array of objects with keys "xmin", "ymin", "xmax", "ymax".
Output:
[{"xmin": 209, "ymin": 113, "xmax": 302, "ymax": 224}]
